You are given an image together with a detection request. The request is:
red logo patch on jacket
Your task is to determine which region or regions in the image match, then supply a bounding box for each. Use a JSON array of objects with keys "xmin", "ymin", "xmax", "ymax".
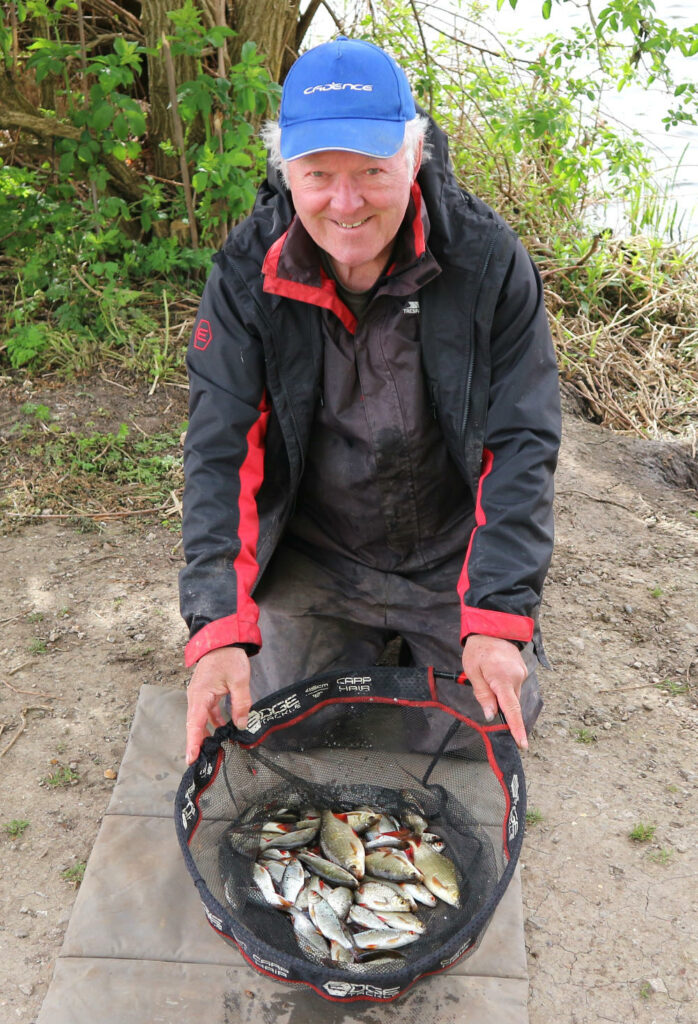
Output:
[{"xmin": 194, "ymin": 319, "xmax": 213, "ymax": 350}]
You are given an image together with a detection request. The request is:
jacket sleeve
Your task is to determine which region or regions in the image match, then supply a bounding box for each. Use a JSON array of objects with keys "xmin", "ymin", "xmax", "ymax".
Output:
[
  {"xmin": 458, "ymin": 240, "xmax": 561, "ymax": 654},
  {"xmin": 178, "ymin": 260, "xmax": 270, "ymax": 668}
]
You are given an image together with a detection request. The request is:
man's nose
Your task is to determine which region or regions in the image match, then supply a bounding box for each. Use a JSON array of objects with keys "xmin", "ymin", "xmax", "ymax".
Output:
[{"xmin": 329, "ymin": 176, "xmax": 363, "ymax": 214}]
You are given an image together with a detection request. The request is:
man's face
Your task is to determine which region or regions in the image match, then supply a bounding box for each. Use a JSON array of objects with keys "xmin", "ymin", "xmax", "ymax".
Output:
[{"xmin": 285, "ymin": 143, "xmax": 421, "ymax": 292}]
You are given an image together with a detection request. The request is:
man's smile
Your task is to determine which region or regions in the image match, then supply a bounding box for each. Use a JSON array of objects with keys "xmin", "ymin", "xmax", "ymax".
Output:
[{"xmin": 334, "ymin": 217, "xmax": 371, "ymax": 229}]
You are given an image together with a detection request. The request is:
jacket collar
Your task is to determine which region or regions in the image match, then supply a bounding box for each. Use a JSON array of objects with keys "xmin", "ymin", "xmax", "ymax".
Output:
[{"xmin": 261, "ymin": 183, "xmax": 440, "ymax": 335}]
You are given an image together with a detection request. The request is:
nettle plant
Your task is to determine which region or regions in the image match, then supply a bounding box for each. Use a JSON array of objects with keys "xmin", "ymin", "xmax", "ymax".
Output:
[
  {"xmin": 21, "ymin": 2, "xmax": 278, "ymax": 241},
  {"xmin": 0, "ymin": 1, "xmax": 279, "ymax": 368}
]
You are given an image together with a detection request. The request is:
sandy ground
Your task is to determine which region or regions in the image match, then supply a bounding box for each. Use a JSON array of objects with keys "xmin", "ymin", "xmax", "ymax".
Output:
[{"xmin": 0, "ymin": 380, "xmax": 696, "ymax": 1023}]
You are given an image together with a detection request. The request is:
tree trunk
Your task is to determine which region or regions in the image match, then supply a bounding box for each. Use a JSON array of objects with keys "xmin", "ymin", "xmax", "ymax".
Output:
[
  {"xmin": 229, "ymin": 0, "xmax": 302, "ymax": 82},
  {"xmin": 141, "ymin": 0, "xmax": 199, "ymax": 181}
]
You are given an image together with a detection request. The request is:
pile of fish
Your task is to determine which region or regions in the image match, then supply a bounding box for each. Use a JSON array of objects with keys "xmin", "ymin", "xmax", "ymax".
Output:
[{"xmin": 224, "ymin": 797, "xmax": 461, "ymax": 969}]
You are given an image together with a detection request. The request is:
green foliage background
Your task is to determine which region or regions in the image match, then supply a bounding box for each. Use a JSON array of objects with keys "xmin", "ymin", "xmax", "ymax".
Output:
[{"xmin": 0, "ymin": 0, "xmax": 696, "ymax": 438}]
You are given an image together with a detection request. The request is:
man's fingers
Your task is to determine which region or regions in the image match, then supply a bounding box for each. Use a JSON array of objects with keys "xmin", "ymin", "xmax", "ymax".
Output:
[
  {"xmin": 230, "ymin": 674, "xmax": 252, "ymax": 730},
  {"xmin": 467, "ymin": 665, "xmax": 498, "ymax": 722},
  {"xmin": 491, "ymin": 683, "xmax": 528, "ymax": 750},
  {"xmin": 208, "ymin": 702, "xmax": 227, "ymax": 730},
  {"xmin": 185, "ymin": 702, "xmax": 210, "ymax": 765}
]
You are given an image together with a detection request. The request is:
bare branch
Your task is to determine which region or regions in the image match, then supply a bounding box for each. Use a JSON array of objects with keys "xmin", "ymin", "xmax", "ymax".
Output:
[
  {"xmin": 297, "ymin": 0, "xmax": 324, "ymax": 50},
  {"xmin": 161, "ymin": 33, "xmax": 199, "ymax": 249}
]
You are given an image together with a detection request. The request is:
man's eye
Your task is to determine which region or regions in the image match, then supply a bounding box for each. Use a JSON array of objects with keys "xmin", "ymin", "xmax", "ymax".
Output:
[
  {"xmin": 310, "ymin": 171, "xmax": 326, "ymax": 178},
  {"xmin": 365, "ymin": 167, "xmax": 381, "ymax": 176}
]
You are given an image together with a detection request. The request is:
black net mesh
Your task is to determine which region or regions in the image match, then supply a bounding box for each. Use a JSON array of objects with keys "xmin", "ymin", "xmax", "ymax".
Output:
[{"xmin": 175, "ymin": 667, "xmax": 525, "ymax": 1002}]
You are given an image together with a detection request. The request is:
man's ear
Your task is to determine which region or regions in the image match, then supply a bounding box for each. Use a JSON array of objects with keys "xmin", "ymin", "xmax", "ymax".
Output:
[{"xmin": 412, "ymin": 137, "xmax": 424, "ymax": 183}]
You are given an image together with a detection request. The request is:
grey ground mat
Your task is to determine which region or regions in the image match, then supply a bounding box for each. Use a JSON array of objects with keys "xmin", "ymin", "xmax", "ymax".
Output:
[{"xmin": 37, "ymin": 685, "xmax": 529, "ymax": 1024}]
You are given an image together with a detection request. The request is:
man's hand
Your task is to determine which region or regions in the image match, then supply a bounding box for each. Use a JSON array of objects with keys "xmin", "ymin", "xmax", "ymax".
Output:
[
  {"xmin": 462, "ymin": 634, "xmax": 528, "ymax": 750},
  {"xmin": 185, "ymin": 646, "xmax": 251, "ymax": 765}
]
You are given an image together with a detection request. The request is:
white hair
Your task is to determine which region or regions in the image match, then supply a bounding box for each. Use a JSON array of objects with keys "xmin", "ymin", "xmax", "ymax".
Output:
[{"xmin": 259, "ymin": 115, "xmax": 431, "ymax": 186}]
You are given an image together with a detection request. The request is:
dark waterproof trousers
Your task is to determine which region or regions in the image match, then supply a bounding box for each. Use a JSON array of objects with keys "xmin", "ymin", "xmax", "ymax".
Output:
[{"xmin": 247, "ymin": 543, "xmax": 544, "ymax": 731}]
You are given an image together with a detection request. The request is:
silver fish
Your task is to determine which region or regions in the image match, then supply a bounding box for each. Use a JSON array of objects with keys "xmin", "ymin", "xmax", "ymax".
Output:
[
  {"xmin": 261, "ymin": 820, "xmax": 295, "ymax": 833},
  {"xmin": 295, "ymin": 817, "xmax": 322, "ymax": 829},
  {"xmin": 403, "ymin": 810, "xmax": 429, "ymax": 836},
  {"xmin": 320, "ymin": 810, "xmax": 365, "ymax": 880},
  {"xmin": 343, "ymin": 810, "xmax": 380, "ymax": 834},
  {"xmin": 400, "ymin": 881, "xmax": 438, "ymax": 908},
  {"xmin": 280, "ymin": 859, "xmax": 306, "ymax": 903},
  {"xmin": 296, "ymin": 873, "xmax": 322, "ymax": 909},
  {"xmin": 259, "ymin": 824, "xmax": 319, "ymax": 850},
  {"xmin": 364, "ymin": 847, "xmax": 424, "ymax": 883},
  {"xmin": 363, "ymin": 831, "xmax": 409, "ymax": 850},
  {"xmin": 355, "ymin": 881, "xmax": 411, "ymax": 913},
  {"xmin": 296, "ymin": 850, "xmax": 359, "ymax": 889},
  {"xmin": 364, "ymin": 814, "xmax": 400, "ymax": 843},
  {"xmin": 258, "ymin": 848, "xmax": 294, "ymax": 862},
  {"xmin": 289, "ymin": 907, "xmax": 330, "ymax": 962},
  {"xmin": 251, "ymin": 862, "xmax": 293, "ymax": 910},
  {"xmin": 325, "ymin": 885, "xmax": 353, "ymax": 921},
  {"xmin": 355, "ymin": 950, "xmax": 406, "ymax": 966},
  {"xmin": 363, "ymin": 875, "xmax": 416, "ymax": 909},
  {"xmin": 330, "ymin": 939, "xmax": 355, "ymax": 964},
  {"xmin": 271, "ymin": 808, "xmax": 299, "ymax": 822},
  {"xmin": 223, "ymin": 875, "xmax": 239, "ymax": 909},
  {"xmin": 308, "ymin": 890, "xmax": 354, "ymax": 949},
  {"xmin": 421, "ymin": 832, "xmax": 446, "ymax": 853},
  {"xmin": 373, "ymin": 911, "xmax": 426, "ymax": 934},
  {"xmin": 264, "ymin": 860, "xmax": 287, "ymax": 887},
  {"xmin": 354, "ymin": 928, "xmax": 420, "ymax": 950},
  {"xmin": 348, "ymin": 904, "xmax": 389, "ymax": 930},
  {"xmin": 406, "ymin": 839, "xmax": 460, "ymax": 908}
]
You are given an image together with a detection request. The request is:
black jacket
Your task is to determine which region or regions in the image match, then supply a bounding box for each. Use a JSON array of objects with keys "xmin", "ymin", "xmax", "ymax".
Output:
[{"xmin": 179, "ymin": 118, "xmax": 561, "ymax": 667}]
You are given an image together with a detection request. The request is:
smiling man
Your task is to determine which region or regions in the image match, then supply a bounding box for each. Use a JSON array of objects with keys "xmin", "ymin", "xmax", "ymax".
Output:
[{"xmin": 179, "ymin": 37, "xmax": 561, "ymax": 764}]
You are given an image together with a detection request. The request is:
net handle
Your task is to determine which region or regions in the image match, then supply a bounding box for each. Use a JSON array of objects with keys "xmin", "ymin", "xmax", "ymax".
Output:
[{"xmin": 434, "ymin": 669, "xmax": 507, "ymax": 727}]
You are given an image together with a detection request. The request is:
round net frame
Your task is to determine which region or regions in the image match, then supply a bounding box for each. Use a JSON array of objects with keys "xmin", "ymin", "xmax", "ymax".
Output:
[{"xmin": 175, "ymin": 666, "xmax": 525, "ymax": 1003}]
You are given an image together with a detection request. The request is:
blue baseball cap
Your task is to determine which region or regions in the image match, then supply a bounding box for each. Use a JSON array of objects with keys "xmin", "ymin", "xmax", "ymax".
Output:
[{"xmin": 279, "ymin": 36, "xmax": 416, "ymax": 161}]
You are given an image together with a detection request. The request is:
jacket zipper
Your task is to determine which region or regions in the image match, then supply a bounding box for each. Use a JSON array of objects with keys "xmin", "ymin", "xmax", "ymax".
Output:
[{"xmin": 460, "ymin": 230, "xmax": 497, "ymax": 442}]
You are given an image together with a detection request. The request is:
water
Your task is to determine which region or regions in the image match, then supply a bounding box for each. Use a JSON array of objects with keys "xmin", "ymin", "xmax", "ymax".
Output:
[
  {"xmin": 486, "ymin": 0, "xmax": 698, "ymax": 241},
  {"xmin": 309, "ymin": 1, "xmax": 698, "ymax": 241}
]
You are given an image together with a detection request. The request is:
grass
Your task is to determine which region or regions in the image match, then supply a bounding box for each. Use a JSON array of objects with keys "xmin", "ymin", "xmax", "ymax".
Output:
[
  {"xmin": 629, "ymin": 822, "xmax": 657, "ymax": 843},
  {"xmin": 28, "ymin": 638, "xmax": 47, "ymax": 655},
  {"xmin": 649, "ymin": 586, "xmax": 664, "ymax": 598},
  {"xmin": 61, "ymin": 861, "xmax": 86, "ymax": 887},
  {"xmin": 525, "ymin": 807, "xmax": 544, "ymax": 826},
  {"xmin": 649, "ymin": 847, "xmax": 672, "ymax": 865},
  {"xmin": 574, "ymin": 727, "xmax": 597, "ymax": 744},
  {"xmin": 654, "ymin": 679, "xmax": 689, "ymax": 696},
  {"xmin": 3, "ymin": 819, "xmax": 30, "ymax": 838},
  {"xmin": 2, "ymin": 411, "xmax": 186, "ymax": 522},
  {"xmin": 44, "ymin": 765, "xmax": 79, "ymax": 788},
  {"xmin": 20, "ymin": 402, "xmax": 52, "ymax": 422}
]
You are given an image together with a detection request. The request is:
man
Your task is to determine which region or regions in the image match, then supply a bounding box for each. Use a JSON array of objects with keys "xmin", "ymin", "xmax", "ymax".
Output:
[{"xmin": 180, "ymin": 36, "xmax": 561, "ymax": 765}]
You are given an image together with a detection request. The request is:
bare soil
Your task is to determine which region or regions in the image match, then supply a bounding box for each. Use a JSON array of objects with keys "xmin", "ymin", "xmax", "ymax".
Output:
[{"xmin": 0, "ymin": 376, "xmax": 696, "ymax": 1024}]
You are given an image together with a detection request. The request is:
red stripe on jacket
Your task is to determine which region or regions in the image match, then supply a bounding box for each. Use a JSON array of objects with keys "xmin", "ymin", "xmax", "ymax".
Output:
[
  {"xmin": 457, "ymin": 448, "xmax": 534, "ymax": 645},
  {"xmin": 410, "ymin": 182, "xmax": 426, "ymax": 257},
  {"xmin": 184, "ymin": 394, "xmax": 270, "ymax": 667},
  {"xmin": 262, "ymin": 229, "xmax": 358, "ymax": 334},
  {"xmin": 261, "ymin": 183, "xmax": 427, "ymax": 334}
]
